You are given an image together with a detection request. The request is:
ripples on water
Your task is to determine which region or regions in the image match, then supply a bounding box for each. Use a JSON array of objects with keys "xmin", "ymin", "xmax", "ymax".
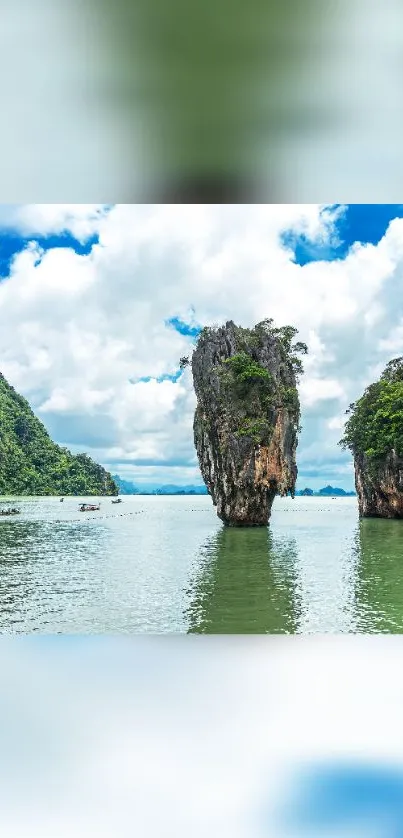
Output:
[{"xmin": 0, "ymin": 495, "xmax": 402, "ymax": 633}]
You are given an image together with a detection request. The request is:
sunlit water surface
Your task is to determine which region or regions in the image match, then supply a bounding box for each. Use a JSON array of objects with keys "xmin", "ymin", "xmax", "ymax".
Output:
[{"xmin": 0, "ymin": 495, "xmax": 401, "ymax": 633}]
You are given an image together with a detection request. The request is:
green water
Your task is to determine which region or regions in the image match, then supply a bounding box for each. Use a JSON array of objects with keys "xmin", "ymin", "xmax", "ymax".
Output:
[{"xmin": 0, "ymin": 495, "xmax": 402, "ymax": 633}]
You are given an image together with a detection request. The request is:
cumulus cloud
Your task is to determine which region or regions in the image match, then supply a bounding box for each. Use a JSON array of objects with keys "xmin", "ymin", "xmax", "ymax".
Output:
[
  {"xmin": 3, "ymin": 204, "xmax": 111, "ymax": 242},
  {"xmin": 0, "ymin": 203, "xmax": 403, "ymax": 488}
]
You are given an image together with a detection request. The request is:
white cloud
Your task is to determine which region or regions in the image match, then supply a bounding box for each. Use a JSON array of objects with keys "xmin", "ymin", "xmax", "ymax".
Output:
[
  {"xmin": 327, "ymin": 415, "xmax": 346, "ymax": 431},
  {"xmin": 299, "ymin": 378, "xmax": 346, "ymax": 408},
  {"xmin": 0, "ymin": 203, "xmax": 403, "ymax": 487},
  {"xmin": 0, "ymin": 204, "xmax": 109, "ymax": 242},
  {"xmin": 378, "ymin": 319, "xmax": 403, "ymax": 353}
]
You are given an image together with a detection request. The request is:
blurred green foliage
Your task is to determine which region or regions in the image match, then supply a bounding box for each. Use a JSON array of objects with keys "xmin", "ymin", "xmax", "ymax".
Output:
[{"xmin": 91, "ymin": 0, "xmax": 332, "ymax": 194}]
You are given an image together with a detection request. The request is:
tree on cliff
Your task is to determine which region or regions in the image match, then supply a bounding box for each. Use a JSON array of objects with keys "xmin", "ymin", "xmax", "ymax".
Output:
[{"xmin": 339, "ymin": 357, "xmax": 403, "ymax": 462}]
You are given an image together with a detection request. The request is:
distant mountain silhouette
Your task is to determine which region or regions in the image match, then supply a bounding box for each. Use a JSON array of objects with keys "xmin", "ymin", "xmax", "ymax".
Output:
[
  {"xmin": 296, "ymin": 485, "xmax": 356, "ymax": 497},
  {"xmin": 112, "ymin": 475, "xmax": 208, "ymax": 495},
  {"xmin": 318, "ymin": 485, "xmax": 355, "ymax": 496},
  {"xmin": 113, "ymin": 474, "xmax": 355, "ymax": 497}
]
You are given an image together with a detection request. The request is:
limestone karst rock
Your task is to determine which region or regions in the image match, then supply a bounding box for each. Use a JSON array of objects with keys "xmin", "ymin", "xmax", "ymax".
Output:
[
  {"xmin": 354, "ymin": 451, "xmax": 403, "ymax": 518},
  {"xmin": 340, "ymin": 357, "xmax": 403, "ymax": 518},
  {"xmin": 191, "ymin": 320, "xmax": 305, "ymax": 526}
]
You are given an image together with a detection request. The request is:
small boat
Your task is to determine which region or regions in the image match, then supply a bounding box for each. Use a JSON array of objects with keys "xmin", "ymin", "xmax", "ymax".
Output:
[
  {"xmin": 111, "ymin": 498, "xmax": 123, "ymax": 504},
  {"xmin": 60, "ymin": 497, "xmax": 64, "ymax": 502},
  {"xmin": 79, "ymin": 503, "xmax": 100, "ymax": 512},
  {"xmin": 0, "ymin": 507, "xmax": 20, "ymax": 516}
]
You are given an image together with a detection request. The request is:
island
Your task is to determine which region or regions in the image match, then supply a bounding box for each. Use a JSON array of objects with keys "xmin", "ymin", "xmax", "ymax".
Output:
[
  {"xmin": 112, "ymin": 476, "xmax": 209, "ymax": 495},
  {"xmin": 183, "ymin": 318, "xmax": 307, "ymax": 526},
  {"xmin": 340, "ymin": 357, "xmax": 403, "ymax": 517},
  {"xmin": 111, "ymin": 477, "xmax": 355, "ymax": 497},
  {"xmin": 0, "ymin": 371, "xmax": 117, "ymax": 495}
]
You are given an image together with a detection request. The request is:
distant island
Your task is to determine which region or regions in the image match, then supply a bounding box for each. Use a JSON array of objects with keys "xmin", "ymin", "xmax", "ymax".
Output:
[
  {"xmin": 0, "ymin": 371, "xmax": 117, "ymax": 495},
  {"xmin": 112, "ymin": 476, "xmax": 208, "ymax": 495},
  {"xmin": 297, "ymin": 485, "xmax": 356, "ymax": 497},
  {"xmin": 113, "ymin": 475, "xmax": 355, "ymax": 497}
]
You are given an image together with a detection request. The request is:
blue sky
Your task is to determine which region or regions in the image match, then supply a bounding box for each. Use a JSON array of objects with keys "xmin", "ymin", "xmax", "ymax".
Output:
[
  {"xmin": 0, "ymin": 203, "xmax": 402, "ymax": 489},
  {"xmin": 0, "ymin": 231, "xmax": 99, "ymax": 278},
  {"xmin": 282, "ymin": 204, "xmax": 403, "ymax": 266}
]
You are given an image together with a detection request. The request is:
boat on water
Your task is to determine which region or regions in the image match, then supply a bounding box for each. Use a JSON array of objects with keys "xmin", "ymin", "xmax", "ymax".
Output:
[
  {"xmin": 60, "ymin": 497, "xmax": 64, "ymax": 502},
  {"xmin": 0, "ymin": 508, "xmax": 20, "ymax": 516},
  {"xmin": 79, "ymin": 503, "xmax": 101, "ymax": 512},
  {"xmin": 111, "ymin": 498, "xmax": 123, "ymax": 504}
]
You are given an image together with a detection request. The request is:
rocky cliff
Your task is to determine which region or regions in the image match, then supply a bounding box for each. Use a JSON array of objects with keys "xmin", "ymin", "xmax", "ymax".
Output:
[
  {"xmin": 340, "ymin": 357, "xmax": 403, "ymax": 518},
  {"xmin": 191, "ymin": 320, "xmax": 305, "ymax": 526},
  {"xmin": 354, "ymin": 451, "xmax": 403, "ymax": 518}
]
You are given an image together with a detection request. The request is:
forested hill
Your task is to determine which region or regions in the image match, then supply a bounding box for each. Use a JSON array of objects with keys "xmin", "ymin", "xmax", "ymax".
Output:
[{"xmin": 0, "ymin": 372, "xmax": 117, "ymax": 495}]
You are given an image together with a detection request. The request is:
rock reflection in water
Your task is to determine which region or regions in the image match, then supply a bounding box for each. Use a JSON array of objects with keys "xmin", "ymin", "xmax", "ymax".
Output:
[
  {"xmin": 185, "ymin": 526, "xmax": 300, "ymax": 634},
  {"xmin": 355, "ymin": 518, "xmax": 403, "ymax": 633}
]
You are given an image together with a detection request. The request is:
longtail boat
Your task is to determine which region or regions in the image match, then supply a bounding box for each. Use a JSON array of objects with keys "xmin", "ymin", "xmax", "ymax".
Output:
[{"xmin": 79, "ymin": 503, "xmax": 100, "ymax": 512}]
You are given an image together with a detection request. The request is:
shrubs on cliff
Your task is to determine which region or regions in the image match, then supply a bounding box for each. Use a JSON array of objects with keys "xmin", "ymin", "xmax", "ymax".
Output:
[
  {"xmin": 217, "ymin": 352, "xmax": 275, "ymax": 444},
  {"xmin": 339, "ymin": 357, "xmax": 403, "ymax": 462},
  {"xmin": 222, "ymin": 352, "xmax": 274, "ymax": 398},
  {"xmin": 221, "ymin": 322, "xmax": 306, "ymax": 444},
  {"xmin": 0, "ymin": 372, "xmax": 117, "ymax": 495},
  {"xmin": 191, "ymin": 319, "xmax": 307, "ymax": 449}
]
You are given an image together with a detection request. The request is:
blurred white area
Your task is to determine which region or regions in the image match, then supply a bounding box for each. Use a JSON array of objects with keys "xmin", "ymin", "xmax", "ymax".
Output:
[
  {"xmin": 0, "ymin": 637, "xmax": 403, "ymax": 836},
  {"xmin": 281, "ymin": 0, "xmax": 403, "ymax": 201},
  {"xmin": 0, "ymin": 0, "xmax": 402, "ymax": 199},
  {"xmin": 0, "ymin": 1, "xmax": 131, "ymax": 201}
]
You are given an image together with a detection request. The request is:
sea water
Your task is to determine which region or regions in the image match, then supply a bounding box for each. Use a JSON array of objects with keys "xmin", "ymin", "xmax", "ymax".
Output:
[{"xmin": 0, "ymin": 495, "xmax": 401, "ymax": 633}]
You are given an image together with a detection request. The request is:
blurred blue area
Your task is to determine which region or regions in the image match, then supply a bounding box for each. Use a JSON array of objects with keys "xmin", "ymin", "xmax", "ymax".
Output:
[{"xmin": 279, "ymin": 763, "xmax": 403, "ymax": 836}]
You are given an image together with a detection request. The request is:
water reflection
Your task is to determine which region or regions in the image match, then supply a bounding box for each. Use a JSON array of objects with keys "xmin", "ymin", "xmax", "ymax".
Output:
[
  {"xmin": 1, "ymin": 497, "xmax": 403, "ymax": 633},
  {"xmin": 185, "ymin": 526, "xmax": 301, "ymax": 634},
  {"xmin": 355, "ymin": 518, "xmax": 403, "ymax": 633}
]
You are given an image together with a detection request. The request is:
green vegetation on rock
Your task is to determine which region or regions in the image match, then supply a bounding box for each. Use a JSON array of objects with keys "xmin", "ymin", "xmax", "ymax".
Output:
[
  {"xmin": 0, "ymin": 372, "xmax": 117, "ymax": 495},
  {"xmin": 211, "ymin": 320, "xmax": 306, "ymax": 446},
  {"xmin": 222, "ymin": 352, "xmax": 273, "ymax": 398},
  {"xmin": 339, "ymin": 357, "xmax": 403, "ymax": 464}
]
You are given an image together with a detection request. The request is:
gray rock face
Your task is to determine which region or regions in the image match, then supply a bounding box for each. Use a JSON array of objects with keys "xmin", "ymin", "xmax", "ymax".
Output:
[
  {"xmin": 191, "ymin": 320, "xmax": 300, "ymax": 526},
  {"xmin": 355, "ymin": 450, "xmax": 403, "ymax": 518}
]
